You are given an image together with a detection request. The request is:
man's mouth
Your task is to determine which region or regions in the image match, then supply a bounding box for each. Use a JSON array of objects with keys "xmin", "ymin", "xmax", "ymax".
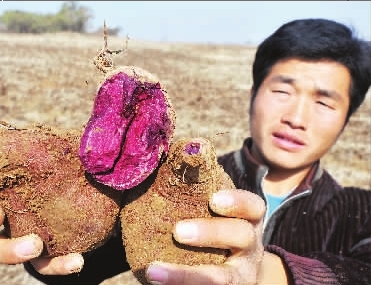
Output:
[{"xmin": 272, "ymin": 131, "xmax": 305, "ymax": 150}]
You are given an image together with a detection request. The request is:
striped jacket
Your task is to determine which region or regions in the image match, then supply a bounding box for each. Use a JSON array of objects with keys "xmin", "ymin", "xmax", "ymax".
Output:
[{"xmin": 217, "ymin": 137, "xmax": 371, "ymax": 285}]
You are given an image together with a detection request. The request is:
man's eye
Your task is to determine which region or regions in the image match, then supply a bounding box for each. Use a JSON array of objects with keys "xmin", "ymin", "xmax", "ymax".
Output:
[
  {"xmin": 317, "ymin": 101, "xmax": 333, "ymax": 109},
  {"xmin": 273, "ymin": 90, "xmax": 289, "ymax": 94}
]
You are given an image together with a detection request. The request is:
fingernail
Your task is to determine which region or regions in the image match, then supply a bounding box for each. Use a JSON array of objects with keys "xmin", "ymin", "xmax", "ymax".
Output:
[
  {"xmin": 15, "ymin": 236, "xmax": 41, "ymax": 258},
  {"xmin": 65, "ymin": 254, "xmax": 84, "ymax": 273},
  {"xmin": 146, "ymin": 263, "xmax": 168, "ymax": 285},
  {"xmin": 212, "ymin": 191, "xmax": 234, "ymax": 208},
  {"xmin": 175, "ymin": 221, "xmax": 198, "ymax": 241}
]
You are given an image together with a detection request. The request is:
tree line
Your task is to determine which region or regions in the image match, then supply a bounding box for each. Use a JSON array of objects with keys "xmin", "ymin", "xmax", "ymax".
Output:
[{"xmin": 0, "ymin": 1, "xmax": 121, "ymax": 35}]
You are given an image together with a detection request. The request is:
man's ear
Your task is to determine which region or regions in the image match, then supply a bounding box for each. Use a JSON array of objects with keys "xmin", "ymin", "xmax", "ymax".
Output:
[{"xmin": 248, "ymin": 86, "xmax": 256, "ymax": 115}]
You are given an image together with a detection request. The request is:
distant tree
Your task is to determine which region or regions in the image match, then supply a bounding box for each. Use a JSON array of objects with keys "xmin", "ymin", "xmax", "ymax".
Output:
[
  {"xmin": 0, "ymin": 1, "xmax": 93, "ymax": 34},
  {"xmin": 0, "ymin": 10, "xmax": 46, "ymax": 33},
  {"xmin": 55, "ymin": 1, "xmax": 92, "ymax": 33}
]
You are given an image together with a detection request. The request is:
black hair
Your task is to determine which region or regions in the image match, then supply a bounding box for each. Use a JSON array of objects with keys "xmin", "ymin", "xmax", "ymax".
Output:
[{"xmin": 251, "ymin": 18, "xmax": 371, "ymax": 123}]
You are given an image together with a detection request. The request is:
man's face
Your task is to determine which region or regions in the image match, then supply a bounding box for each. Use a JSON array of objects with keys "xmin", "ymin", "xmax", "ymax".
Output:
[{"xmin": 249, "ymin": 58, "xmax": 351, "ymax": 171}]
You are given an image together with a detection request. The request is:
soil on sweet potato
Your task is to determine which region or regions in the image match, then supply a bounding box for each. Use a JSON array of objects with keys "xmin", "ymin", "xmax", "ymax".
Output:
[
  {"xmin": 0, "ymin": 125, "xmax": 122, "ymax": 257},
  {"xmin": 121, "ymin": 137, "xmax": 236, "ymax": 285}
]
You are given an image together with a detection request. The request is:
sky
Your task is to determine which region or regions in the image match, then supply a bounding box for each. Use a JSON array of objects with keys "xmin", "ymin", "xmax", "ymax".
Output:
[{"xmin": 0, "ymin": 1, "xmax": 370, "ymax": 45}]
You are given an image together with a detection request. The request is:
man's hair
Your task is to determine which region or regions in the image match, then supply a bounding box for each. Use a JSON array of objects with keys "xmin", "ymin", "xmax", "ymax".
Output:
[{"xmin": 251, "ymin": 18, "xmax": 371, "ymax": 123}]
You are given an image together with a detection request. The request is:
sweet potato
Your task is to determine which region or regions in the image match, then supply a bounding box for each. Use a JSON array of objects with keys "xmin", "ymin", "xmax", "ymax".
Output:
[
  {"xmin": 0, "ymin": 23, "xmax": 176, "ymax": 259},
  {"xmin": 120, "ymin": 137, "xmax": 236, "ymax": 285},
  {"xmin": 79, "ymin": 66, "xmax": 176, "ymax": 191},
  {"xmin": 0, "ymin": 125, "xmax": 122, "ymax": 257}
]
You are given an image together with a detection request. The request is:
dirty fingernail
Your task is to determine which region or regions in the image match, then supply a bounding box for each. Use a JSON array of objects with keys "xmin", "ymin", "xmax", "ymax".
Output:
[
  {"xmin": 15, "ymin": 235, "xmax": 42, "ymax": 258},
  {"xmin": 212, "ymin": 191, "xmax": 234, "ymax": 208},
  {"xmin": 65, "ymin": 254, "xmax": 84, "ymax": 273},
  {"xmin": 175, "ymin": 221, "xmax": 198, "ymax": 241},
  {"xmin": 146, "ymin": 263, "xmax": 168, "ymax": 285}
]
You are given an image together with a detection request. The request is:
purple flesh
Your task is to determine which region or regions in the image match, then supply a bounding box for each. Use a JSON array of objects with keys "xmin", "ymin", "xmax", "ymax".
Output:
[
  {"xmin": 79, "ymin": 72, "xmax": 174, "ymax": 190},
  {"xmin": 184, "ymin": 142, "xmax": 200, "ymax": 155}
]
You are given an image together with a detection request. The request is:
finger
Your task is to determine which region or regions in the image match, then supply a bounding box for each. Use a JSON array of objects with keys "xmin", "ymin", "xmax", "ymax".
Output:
[
  {"xmin": 0, "ymin": 233, "xmax": 43, "ymax": 264},
  {"xmin": 173, "ymin": 218, "xmax": 256, "ymax": 250},
  {"xmin": 146, "ymin": 261, "xmax": 237, "ymax": 285},
  {"xmin": 30, "ymin": 252, "xmax": 84, "ymax": 275},
  {"xmin": 210, "ymin": 189, "xmax": 266, "ymax": 221}
]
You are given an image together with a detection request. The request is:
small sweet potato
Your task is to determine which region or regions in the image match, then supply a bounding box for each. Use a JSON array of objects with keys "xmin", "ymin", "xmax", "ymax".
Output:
[
  {"xmin": 120, "ymin": 137, "xmax": 236, "ymax": 284},
  {"xmin": 0, "ymin": 125, "xmax": 122, "ymax": 257}
]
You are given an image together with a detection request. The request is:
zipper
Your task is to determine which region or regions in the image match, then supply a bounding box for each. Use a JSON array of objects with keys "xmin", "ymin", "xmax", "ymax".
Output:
[{"xmin": 262, "ymin": 189, "xmax": 312, "ymax": 246}]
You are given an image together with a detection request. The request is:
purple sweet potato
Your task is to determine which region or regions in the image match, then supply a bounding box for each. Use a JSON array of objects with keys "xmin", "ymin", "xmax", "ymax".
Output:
[
  {"xmin": 121, "ymin": 137, "xmax": 236, "ymax": 284},
  {"xmin": 79, "ymin": 66, "xmax": 176, "ymax": 190},
  {"xmin": 0, "ymin": 125, "xmax": 122, "ymax": 257}
]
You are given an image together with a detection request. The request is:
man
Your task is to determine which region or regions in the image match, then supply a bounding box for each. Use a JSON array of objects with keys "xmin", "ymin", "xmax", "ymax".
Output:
[
  {"xmin": 1, "ymin": 18, "xmax": 370, "ymax": 285},
  {"xmin": 143, "ymin": 18, "xmax": 371, "ymax": 285}
]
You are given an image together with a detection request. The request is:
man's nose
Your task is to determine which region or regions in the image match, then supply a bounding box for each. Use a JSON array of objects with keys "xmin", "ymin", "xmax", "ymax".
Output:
[{"xmin": 281, "ymin": 97, "xmax": 309, "ymax": 130}]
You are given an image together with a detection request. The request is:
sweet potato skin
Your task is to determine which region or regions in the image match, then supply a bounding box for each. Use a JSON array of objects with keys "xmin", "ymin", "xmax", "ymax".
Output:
[
  {"xmin": 0, "ymin": 125, "xmax": 122, "ymax": 257},
  {"xmin": 120, "ymin": 137, "xmax": 235, "ymax": 284}
]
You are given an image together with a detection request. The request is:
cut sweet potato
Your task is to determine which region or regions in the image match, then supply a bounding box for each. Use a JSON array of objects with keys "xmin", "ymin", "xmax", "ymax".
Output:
[{"xmin": 79, "ymin": 66, "xmax": 176, "ymax": 191}]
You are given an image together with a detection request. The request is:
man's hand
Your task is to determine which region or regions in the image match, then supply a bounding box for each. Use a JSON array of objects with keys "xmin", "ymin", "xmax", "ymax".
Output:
[
  {"xmin": 145, "ymin": 189, "xmax": 269, "ymax": 285},
  {"xmin": 0, "ymin": 207, "xmax": 84, "ymax": 275}
]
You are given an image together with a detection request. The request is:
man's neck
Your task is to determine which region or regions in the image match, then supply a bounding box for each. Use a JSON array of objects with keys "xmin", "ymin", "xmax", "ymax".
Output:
[
  {"xmin": 248, "ymin": 141, "xmax": 313, "ymax": 196},
  {"xmin": 262, "ymin": 167, "xmax": 311, "ymax": 196}
]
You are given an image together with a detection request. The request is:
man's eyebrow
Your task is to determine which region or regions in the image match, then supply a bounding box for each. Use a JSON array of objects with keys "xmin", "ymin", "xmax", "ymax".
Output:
[
  {"xmin": 269, "ymin": 75, "xmax": 295, "ymax": 84},
  {"xmin": 269, "ymin": 75, "xmax": 343, "ymax": 101},
  {"xmin": 316, "ymin": 88, "xmax": 342, "ymax": 100}
]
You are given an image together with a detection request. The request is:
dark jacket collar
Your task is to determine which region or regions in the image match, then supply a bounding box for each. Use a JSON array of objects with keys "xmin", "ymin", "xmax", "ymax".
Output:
[{"xmin": 240, "ymin": 138, "xmax": 322, "ymax": 197}]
